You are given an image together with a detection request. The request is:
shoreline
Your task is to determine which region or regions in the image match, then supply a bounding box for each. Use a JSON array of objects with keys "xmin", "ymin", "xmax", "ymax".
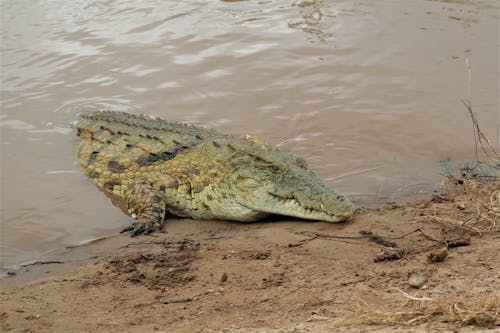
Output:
[
  {"xmin": 1, "ymin": 177, "xmax": 498, "ymax": 332},
  {"xmin": 1, "ymin": 187, "xmax": 436, "ymax": 279}
]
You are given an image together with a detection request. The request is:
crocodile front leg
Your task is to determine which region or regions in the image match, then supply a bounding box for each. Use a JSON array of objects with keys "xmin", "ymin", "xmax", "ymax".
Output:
[{"xmin": 121, "ymin": 177, "xmax": 172, "ymax": 236}]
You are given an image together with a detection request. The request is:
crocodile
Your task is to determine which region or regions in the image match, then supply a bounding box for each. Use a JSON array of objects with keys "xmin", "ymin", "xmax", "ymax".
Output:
[{"xmin": 76, "ymin": 111, "xmax": 354, "ymax": 236}]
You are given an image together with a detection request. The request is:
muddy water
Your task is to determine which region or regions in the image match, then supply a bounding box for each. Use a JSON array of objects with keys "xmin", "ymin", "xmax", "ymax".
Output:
[{"xmin": 1, "ymin": 0, "xmax": 498, "ymax": 268}]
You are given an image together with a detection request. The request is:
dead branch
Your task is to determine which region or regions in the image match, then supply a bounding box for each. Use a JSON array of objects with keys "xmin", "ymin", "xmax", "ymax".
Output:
[{"xmin": 291, "ymin": 228, "xmax": 444, "ymax": 249}]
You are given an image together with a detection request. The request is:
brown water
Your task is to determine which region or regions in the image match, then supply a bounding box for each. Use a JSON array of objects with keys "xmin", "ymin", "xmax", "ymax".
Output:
[{"xmin": 1, "ymin": 0, "xmax": 498, "ymax": 268}]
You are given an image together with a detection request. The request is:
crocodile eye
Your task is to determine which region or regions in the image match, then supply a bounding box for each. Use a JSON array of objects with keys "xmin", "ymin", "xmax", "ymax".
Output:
[{"xmin": 271, "ymin": 166, "xmax": 281, "ymax": 173}]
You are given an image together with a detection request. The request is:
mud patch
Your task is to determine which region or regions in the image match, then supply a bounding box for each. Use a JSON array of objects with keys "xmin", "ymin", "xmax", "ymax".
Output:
[
  {"xmin": 239, "ymin": 249, "xmax": 272, "ymax": 260},
  {"xmin": 97, "ymin": 239, "xmax": 199, "ymax": 290},
  {"xmin": 261, "ymin": 271, "xmax": 287, "ymax": 289}
]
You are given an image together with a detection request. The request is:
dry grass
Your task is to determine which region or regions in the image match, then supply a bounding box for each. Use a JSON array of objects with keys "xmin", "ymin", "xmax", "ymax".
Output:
[
  {"xmin": 353, "ymin": 296, "xmax": 500, "ymax": 328},
  {"xmin": 462, "ymin": 100, "xmax": 500, "ymax": 172},
  {"xmin": 433, "ymin": 102, "xmax": 500, "ymax": 233},
  {"xmin": 437, "ymin": 171, "xmax": 500, "ymax": 233}
]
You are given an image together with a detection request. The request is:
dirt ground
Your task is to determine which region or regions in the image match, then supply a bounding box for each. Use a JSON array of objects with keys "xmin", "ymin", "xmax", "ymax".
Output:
[{"xmin": 1, "ymin": 176, "xmax": 499, "ymax": 333}]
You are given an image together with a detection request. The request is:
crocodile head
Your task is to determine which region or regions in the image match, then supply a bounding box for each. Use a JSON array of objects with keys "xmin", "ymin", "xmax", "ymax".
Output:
[{"xmin": 230, "ymin": 150, "xmax": 354, "ymax": 222}]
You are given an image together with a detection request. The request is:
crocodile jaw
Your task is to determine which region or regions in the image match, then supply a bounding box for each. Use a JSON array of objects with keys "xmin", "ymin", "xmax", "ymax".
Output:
[
  {"xmin": 269, "ymin": 194, "xmax": 353, "ymax": 222},
  {"xmin": 238, "ymin": 191, "xmax": 354, "ymax": 222}
]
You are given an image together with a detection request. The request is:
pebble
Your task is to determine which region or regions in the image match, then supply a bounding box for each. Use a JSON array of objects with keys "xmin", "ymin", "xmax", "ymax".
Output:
[
  {"xmin": 408, "ymin": 272, "xmax": 427, "ymax": 289},
  {"xmin": 428, "ymin": 247, "xmax": 449, "ymax": 262}
]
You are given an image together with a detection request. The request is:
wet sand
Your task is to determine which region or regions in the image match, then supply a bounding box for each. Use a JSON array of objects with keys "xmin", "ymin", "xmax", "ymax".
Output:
[{"xmin": 1, "ymin": 177, "xmax": 498, "ymax": 332}]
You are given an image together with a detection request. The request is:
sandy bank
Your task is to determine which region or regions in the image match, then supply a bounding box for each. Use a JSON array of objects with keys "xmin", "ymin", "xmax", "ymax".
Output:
[{"xmin": 1, "ymin": 176, "xmax": 498, "ymax": 333}]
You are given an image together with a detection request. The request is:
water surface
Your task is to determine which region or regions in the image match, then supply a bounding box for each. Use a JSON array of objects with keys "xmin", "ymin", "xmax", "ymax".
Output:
[{"xmin": 1, "ymin": 0, "xmax": 499, "ymax": 267}]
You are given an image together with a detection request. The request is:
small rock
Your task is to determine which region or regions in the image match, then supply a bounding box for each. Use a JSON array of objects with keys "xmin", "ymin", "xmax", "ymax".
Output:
[
  {"xmin": 408, "ymin": 272, "xmax": 427, "ymax": 289},
  {"xmin": 491, "ymin": 191, "xmax": 500, "ymax": 205},
  {"xmin": 220, "ymin": 272, "xmax": 228, "ymax": 283},
  {"xmin": 456, "ymin": 202, "xmax": 466, "ymax": 210},
  {"xmin": 25, "ymin": 314, "xmax": 40, "ymax": 320},
  {"xmin": 428, "ymin": 247, "xmax": 449, "ymax": 262},
  {"xmin": 373, "ymin": 247, "xmax": 406, "ymax": 262},
  {"xmin": 446, "ymin": 236, "xmax": 471, "ymax": 248}
]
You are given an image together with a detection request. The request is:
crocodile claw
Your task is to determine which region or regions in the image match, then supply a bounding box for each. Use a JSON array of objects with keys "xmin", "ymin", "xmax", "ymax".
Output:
[{"xmin": 120, "ymin": 220, "xmax": 163, "ymax": 237}]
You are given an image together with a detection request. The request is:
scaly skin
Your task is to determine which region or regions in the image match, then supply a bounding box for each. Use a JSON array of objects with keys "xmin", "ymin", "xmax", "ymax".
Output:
[{"xmin": 76, "ymin": 111, "xmax": 354, "ymax": 236}]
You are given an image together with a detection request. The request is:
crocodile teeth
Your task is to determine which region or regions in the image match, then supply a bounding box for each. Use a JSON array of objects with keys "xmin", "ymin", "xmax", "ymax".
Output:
[{"xmin": 320, "ymin": 203, "xmax": 325, "ymax": 212}]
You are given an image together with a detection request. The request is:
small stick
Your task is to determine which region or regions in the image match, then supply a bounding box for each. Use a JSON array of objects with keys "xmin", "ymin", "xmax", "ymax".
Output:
[
  {"xmin": 390, "ymin": 287, "xmax": 433, "ymax": 302},
  {"xmin": 118, "ymin": 241, "xmax": 164, "ymax": 249},
  {"xmin": 406, "ymin": 315, "xmax": 432, "ymax": 324},
  {"xmin": 157, "ymin": 297, "xmax": 193, "ymax": 304},
  {"xmin": 295, "ymin": 231, "xmax": 366, "ymax": 240},
  {"xmin": 288, "ymin": 234, "xmax": 319, "ymax": 247},
  {"xmin": 19, "ymin": 260, "xmax": 65, "ymax": 267}
]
